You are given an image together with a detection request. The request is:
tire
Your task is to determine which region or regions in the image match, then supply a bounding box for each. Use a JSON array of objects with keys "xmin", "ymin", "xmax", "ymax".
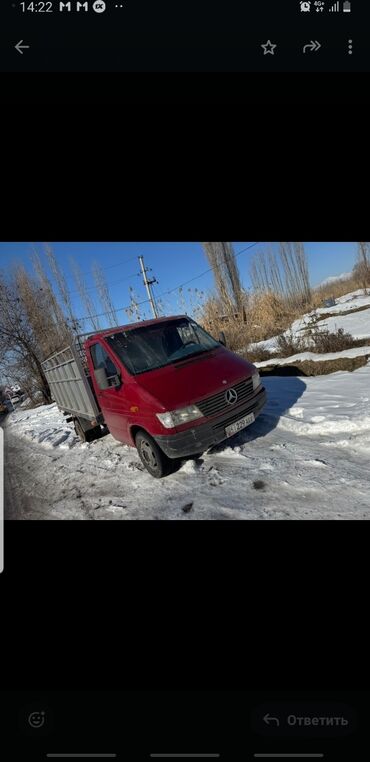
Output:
[
  {"xmin": 135, "ymin": 431, "xmax": 172, "ymax": 479},
  {"xmin": 74, "ymin": 419, "xmax": 100, "ymax": 443},
  {"xmin": 74, "ymin": 419, "xmax": 88, "ymax": 443}
]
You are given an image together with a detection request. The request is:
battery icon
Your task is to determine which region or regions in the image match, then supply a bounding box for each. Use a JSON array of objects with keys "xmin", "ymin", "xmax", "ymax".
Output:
[{"xmin": 343, "ymin": 1, "xmax": 351, "ymax": 11}]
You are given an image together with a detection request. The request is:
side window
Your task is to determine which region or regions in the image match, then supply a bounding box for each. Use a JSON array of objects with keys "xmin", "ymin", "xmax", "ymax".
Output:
[{"xmin": 90, "ymin": 343, "xmax": 119, "ymax": 388}]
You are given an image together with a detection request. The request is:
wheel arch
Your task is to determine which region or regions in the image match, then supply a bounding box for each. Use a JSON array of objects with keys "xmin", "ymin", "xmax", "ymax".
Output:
[{"xmin": 130, "ymin": 424, "xmax": 151, "ymax": 446}]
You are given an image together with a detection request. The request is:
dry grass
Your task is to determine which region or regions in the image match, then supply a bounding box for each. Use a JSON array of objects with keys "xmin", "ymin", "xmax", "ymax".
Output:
[
  {"xmin": 272, "ymin": 325, "xmax": 357, "ymax": 357},
  {"xmin": 309, "ymin": 326, "xmax": 355, "ymax": 353},
  {"xmin": 200, "ymin": 291, "xmax": 295, "ymax": 351},
  {"xmin": 310, "ymin": 275, "xmax": 362, "ymax": 308},
  {"xmin": 199, "ymin": 272, "xmax": 369, "ymax": 355},
  {"xmin": 275, "ymin": 330, "xmax": 306, "ymax": 357},
  {"xmin": 259, "ymin": 355, "xmax": 369, "ymax": 377},
  {"xmin": 200, "ymin": 296, "xmax": 248, "ymax": 351},
  {"xmin": 247, "ymin": 291, "xmax": 295, "ymax": 342},
  {"xmin": 246, "ymin": 345, "xmax": 276, "ymax": 363}
]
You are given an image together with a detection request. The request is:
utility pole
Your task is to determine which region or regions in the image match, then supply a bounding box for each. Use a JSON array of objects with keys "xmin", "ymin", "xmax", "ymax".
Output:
[{"xmin": 138, "ymin": 256, "xmax": 159, "ymax": 318}]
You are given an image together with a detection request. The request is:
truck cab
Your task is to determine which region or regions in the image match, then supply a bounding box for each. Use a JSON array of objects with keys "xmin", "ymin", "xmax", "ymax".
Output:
[{"xmin": 83, "ymin": 316, "xmax": 266, "ymax": 477}]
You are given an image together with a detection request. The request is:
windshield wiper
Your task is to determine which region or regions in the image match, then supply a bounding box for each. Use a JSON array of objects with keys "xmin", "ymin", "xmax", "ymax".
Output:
[{"xmin": 171, "ymin": 348, "xmax": 214, "ymax": 364}]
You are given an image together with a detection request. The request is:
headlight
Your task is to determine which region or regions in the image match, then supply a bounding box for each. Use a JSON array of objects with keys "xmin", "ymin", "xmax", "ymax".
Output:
[
  {"xmin": 252, "ymin": 371, "xmax": 261, "ymax": 391},
  {"xmin": 156, "ymin": 405, "xmax": 204, "ymax": 429}
]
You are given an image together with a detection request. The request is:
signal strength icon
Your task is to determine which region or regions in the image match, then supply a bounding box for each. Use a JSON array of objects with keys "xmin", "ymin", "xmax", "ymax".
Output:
[{"xmin": 329, "ymin": 1, "xmax": 340, "ymax": 9}]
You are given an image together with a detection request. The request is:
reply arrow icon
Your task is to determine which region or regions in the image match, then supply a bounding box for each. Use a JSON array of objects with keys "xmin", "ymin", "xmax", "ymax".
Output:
[{"xmin": 264, "ymin": 713, "xmax": 280, "ymax": 727}]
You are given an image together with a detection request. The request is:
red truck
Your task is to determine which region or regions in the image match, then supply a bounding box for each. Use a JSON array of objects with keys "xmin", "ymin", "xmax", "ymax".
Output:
[{"xmin": 42, "ymin": 315, "xmax": 267, "ymax": 478}]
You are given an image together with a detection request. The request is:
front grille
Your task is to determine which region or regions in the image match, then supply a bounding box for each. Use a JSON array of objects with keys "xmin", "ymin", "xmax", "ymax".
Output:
[
  {"xmin": 211, "ymin": 395, "xmax": 261, "ymax": 436},
  {"xmin": 197, "ymin": 377, "xmax": 254, "ymax": 419}
]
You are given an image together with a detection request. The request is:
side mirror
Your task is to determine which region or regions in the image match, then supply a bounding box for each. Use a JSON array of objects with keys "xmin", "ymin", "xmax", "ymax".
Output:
[
  {"xmin": 94, "ymin": 367, "xmax": 110, "ymax": 390},
  {"xmin": 219, "ymin": 331, "xmax": 227, "ymax": 347}
]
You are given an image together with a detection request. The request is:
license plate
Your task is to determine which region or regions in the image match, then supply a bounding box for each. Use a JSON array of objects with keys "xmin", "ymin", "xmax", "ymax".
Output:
[{"xmin": 225, "ymin": 412, "xmax": 255, "ymax": 438}]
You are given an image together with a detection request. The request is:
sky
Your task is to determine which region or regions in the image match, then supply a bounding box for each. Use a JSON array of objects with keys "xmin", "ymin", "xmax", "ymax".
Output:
[{"xmin": 0, "ymin": 241, "xmax": 358, "ymax": 331}]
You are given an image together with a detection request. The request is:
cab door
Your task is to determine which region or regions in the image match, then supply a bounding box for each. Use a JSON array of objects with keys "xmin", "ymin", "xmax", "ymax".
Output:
[{"xmin": 89, "ymin": 341, "xmax": 131, "ymax": 444}]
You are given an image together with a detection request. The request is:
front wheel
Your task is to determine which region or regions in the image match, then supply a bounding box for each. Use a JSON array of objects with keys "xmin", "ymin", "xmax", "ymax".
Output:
[{"xmin": 135, "ymin": 431, "xmax": 172, "ymax": 478}]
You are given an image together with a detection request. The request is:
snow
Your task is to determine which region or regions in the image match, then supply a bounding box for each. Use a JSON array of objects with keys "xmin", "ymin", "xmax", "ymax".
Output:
[
  {"xmin": 264, "ymin": 362, "xmax": 370, "ymax": 447},
  {"xmin": 3, "ymin": 361, "xmax": 370, "ymax": 519},
  {"xmin": 255, "ymin": 344, "xmax": 370, "ymax": 368},
  {"xmin": 314, "ymin": 289, "xmax": 370, "ymax": 315},
  {"xmin": 313, "ymin": 310, "xmax": 370, "ymax": 341},
  {"xmin": 7, "ymin": 403, "xmax": 78, "ymax": 449}
]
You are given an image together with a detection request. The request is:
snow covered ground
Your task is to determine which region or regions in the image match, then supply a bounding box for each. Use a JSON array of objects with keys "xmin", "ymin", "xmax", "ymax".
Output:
[
  {"xmin": 3, "ymin": 361, "xmax": 370, "ymax": 519},
  {"xmin": 251, "ymin": 289, "xmax": 370, "ymax": 354},
  {"xmin": 255, "ymin": 345, "xmax": 370, "ymax": 368}
]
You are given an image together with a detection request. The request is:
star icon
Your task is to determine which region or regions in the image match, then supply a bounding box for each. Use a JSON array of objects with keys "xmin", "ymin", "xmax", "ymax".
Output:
[{"xmin": 261, "ymin": 39, "xmax": 277, "ymax": 55}]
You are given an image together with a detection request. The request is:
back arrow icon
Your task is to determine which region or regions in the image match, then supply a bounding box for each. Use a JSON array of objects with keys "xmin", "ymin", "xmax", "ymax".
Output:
[
  {"xmin": 15, "ymin": 40, "xmax": 30, "ymax": 54},
  {"xmin": 303, "ymin": 40, "xmax": 321, "ymax": 53}
]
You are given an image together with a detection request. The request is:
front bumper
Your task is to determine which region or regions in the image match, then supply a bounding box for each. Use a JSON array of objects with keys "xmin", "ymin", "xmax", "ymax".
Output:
[{"xmin": 154, "ymin": 386, "xmax": 267, "ymax": 459}]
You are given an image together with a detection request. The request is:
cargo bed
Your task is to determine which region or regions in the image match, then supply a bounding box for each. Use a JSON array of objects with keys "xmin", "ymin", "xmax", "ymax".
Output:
[{"xmin": 42, "ymin": 345, "xmax": 101, "ymax": 422}]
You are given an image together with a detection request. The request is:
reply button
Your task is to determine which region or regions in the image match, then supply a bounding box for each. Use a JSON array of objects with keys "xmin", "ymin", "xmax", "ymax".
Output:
[{"xmin": 251, "ymin": 703, "xmax": 357, "ymax": 738}]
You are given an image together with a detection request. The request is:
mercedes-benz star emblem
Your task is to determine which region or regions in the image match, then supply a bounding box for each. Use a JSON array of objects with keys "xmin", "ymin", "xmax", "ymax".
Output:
[{"xmin": 225, "ymin": 388, "xmax": 238, "ymax": 405}]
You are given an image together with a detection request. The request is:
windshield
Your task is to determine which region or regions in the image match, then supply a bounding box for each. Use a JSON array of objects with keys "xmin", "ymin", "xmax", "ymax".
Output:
[{"xmin": 106, "ymin": 319, "xmax": 220, "ymax": 375}]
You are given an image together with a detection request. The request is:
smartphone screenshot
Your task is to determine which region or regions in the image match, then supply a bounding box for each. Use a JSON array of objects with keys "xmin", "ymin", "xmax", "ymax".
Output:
[
  {"xmin": 0, "ymin": 0, "xmax": 365, "ymax": 72},
  {"xmin": 0, "ymin": 691, "xmax": 367, "ymax": 761}
]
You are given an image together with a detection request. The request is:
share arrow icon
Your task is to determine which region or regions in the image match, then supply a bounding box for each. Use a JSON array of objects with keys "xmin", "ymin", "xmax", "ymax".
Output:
[{"xmin": 303, "ymin": 40, "xmax": 321, "ymax": 53}]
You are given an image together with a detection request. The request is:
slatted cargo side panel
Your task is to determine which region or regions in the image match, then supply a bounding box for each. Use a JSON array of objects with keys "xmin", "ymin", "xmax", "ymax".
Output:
[{"xmin": 42, "ymin": 346, "xmax": 100, "ymax": 420}]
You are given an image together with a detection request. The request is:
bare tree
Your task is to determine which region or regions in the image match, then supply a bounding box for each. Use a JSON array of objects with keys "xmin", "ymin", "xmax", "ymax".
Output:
[
  {"xmin": 250, "ymin": 251, "xmax": 269, "ymax": 292},
  {"xmin": 15, "ymin": 265, "xmax": 68, "ymax": 359},
  {"xmin": 250, "ymin": 249, "xmax": 281, "ymax": 294},
  {"xmin": 250, "ymin": 254, "xmax": 264, "ymax": 293},
  {"xmin": 70, "ymin": 257, "xmax": 101, "ymax": 332},
  {"xmin": 279, "ymin": 242, "xmax": 301, "ymax": 305},
  {"xmin": 124, "ymin": 286, "xmax": 142, "ymax": 322},
  {"xmin": 0, "ymin": 273, "xmax": 54, "ymax": 403},
  {"xmin": 202, "ymin": 242, "xmax": 244, "ymax": 312},
  {"xmin": 92, "ymin": 261, "xmax": 119, "ymax": 327},
  {"xmin": 355, "ymin": 242, "xmax": 370, "ymax": 294},
  {"xmin": 43, "ymin": 243, "xmax": 79, "ymax": 334},
  {"xmin": 281, "ymin": 242, "xmax": 311, "ymax": 306},
  {"xmin": 31, "ymin": 246, "xmax": 72, "ymax": 344},
  {"xmin": 294, "ymin": 242, "xmax": 311, "ymax": 304},
  {"xmin": 250, "ymin": 243, "xmax": 311, "ymax": 309},
  {"xmin": 268, "ymin": 249, "xmax": 285, "ymax": 295}
]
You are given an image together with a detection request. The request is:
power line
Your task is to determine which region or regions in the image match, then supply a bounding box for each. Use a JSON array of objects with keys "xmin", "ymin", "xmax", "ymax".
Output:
[
  {"xmin": 164, "ymin": 242, "xmax": 261, "ymax": 294},
  {"xmin": 69, "ymin": 271, "xmax": 139, "ymax": 295},
  {"xmin": 35, "ymin": 244, "xmax": 139, "ymax": 278},
  {"xmin": 78, "ymin": 253, "xmax": 139, "ymax": 277},
  {"xmin": 76, "ymin": 242, "xmax": 261, "ymax": 323}
]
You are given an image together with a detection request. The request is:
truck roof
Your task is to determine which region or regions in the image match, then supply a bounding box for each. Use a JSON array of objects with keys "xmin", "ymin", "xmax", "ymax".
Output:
[{"xmin": 82, "ymin": 315, "xmax": 189, "ymax": 343}]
